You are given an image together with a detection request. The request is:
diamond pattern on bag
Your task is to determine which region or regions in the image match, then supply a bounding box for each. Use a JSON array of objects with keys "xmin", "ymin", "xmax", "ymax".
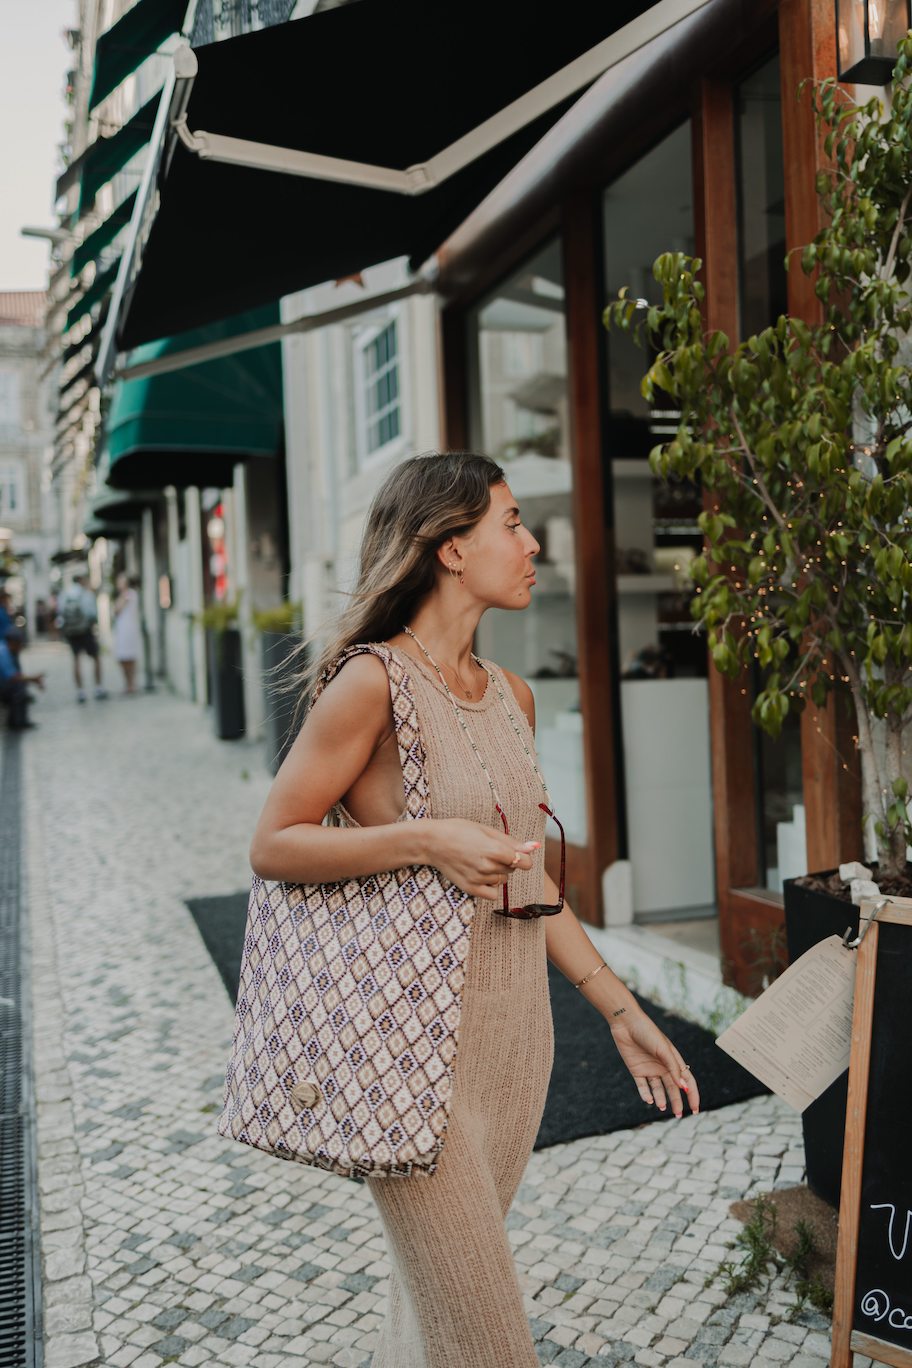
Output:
[{"xmin": 218, "ymin": 644, "xmax": 475, "ymax": 1181}]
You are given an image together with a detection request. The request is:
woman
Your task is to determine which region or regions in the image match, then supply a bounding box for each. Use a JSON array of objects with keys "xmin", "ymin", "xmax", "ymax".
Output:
[
  {"xmin": 250, "ymin": 452, "xmax": 700, "ymax": 1367},
  {"xmin": 112, "ymin": 573, "xmax": 142, "ymax": 694}
]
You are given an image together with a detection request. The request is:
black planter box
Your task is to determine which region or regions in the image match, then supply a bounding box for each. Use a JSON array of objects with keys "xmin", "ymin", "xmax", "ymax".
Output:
[
  {"xmin": 261, "ymin": 631, "xmax": 302, "ymax": 774},
  {"xmin": 206, "ymin": 627, "xmax": 246, "ymax": 741},
  {"xmin": 783, "ymin": 872, "xmax": 860, "ymax": 1208}
]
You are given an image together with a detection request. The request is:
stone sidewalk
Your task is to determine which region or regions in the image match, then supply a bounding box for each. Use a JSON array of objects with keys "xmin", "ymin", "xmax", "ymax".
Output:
[{"xmin": 17, "ymin": 641, "xmax": 864, "ymax": 1367}]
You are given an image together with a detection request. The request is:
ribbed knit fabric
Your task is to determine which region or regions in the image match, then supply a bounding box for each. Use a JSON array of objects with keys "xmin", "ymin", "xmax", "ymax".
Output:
[{"xmin": 334, "ymin": 647, "xmax": 553, "ymax": 1367}]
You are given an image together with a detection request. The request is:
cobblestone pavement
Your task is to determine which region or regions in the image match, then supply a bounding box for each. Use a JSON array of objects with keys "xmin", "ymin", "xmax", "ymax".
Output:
[{"xmin": 19, "ymin": 641, "xmax": 869, "ymax": 1368}]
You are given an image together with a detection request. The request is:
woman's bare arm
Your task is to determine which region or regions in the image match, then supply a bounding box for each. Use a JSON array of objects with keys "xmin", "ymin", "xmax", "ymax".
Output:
[
  {"xmin": 506, "ymin": 666, "xmax": 698, "ymax": 1117},
  {"xmin": 249, "ymin": 654, "xmax": 537, "ymax": 896},
  {"xmin": 249, "ymin": 655, "xmax": 433, "ymax": 882}
]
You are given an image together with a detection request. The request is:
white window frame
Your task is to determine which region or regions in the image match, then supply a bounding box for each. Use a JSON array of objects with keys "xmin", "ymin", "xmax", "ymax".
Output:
[
  {"xmin": 352, "ymin": 305, "xmax": 410, "ymax": 468},
  {"xmin": 0, "ymin": 367, "xmax": 21, "ymax": 440},
  {"xmin": 0, "ymin": 462, "xmax": 24, "ymax": 518}
]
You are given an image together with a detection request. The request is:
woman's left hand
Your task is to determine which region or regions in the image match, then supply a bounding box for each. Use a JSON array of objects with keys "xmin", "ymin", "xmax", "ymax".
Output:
[{"xmin": 609, "ymin": 1008, "xmax": 700, "ymax": 1118}]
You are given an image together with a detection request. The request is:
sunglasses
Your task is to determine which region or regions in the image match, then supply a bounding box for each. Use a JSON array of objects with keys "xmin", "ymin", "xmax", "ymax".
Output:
[{"xmin": 494, "ymin": 801, "xmax": 566, "ymax": 919}]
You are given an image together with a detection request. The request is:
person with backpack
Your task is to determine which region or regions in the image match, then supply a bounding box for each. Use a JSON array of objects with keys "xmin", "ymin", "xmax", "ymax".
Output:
[{"xmin": 56, "ymin": 572, "xmax": 108, "ymax": 704}]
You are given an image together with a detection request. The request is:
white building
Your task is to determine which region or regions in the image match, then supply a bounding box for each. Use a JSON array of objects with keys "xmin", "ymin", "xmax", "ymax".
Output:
[
  {"xmin": 281, "ymin": 260, "xmax": 442, "ymax": 649},
  {"xmin": 0, "ymin": 292, "xmax": 61, "ymax": 631}
]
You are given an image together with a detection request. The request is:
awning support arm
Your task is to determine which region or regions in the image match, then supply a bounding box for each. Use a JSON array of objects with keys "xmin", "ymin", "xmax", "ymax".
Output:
[
  {"xmin": 115, "ymin": 275, "xmax": 436, "ymax": 382},
  {"xmin": 167, "ymin": 0, "xmax": 709, "ymax": 193}
]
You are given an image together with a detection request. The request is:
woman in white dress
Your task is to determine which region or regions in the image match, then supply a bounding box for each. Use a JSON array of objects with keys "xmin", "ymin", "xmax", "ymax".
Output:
[{"xmin": 112, "ymin": 573, "xmax": 142, "ymax": 694}]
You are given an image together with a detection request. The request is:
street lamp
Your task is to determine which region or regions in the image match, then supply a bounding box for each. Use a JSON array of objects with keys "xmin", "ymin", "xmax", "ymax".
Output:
[{"xmin": 836, "ymin": 0, "xmax": 912, "ymax": 83}]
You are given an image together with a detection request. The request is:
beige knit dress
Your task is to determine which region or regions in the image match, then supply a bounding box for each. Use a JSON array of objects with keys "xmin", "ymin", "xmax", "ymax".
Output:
[{"xmin": 334, "ymin": 647, "xmax": 553, "ymax": 1368}]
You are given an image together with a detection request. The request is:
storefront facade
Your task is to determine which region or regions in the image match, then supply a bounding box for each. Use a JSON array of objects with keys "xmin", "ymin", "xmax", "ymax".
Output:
[{"xmin": 435, "ymin": 0, "xmax": 861, "ymax": 993}]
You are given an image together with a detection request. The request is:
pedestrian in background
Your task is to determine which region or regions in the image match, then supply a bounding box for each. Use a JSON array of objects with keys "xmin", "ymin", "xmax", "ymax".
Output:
[
  {"xmin": 247, "ymin": 452, "xmax": 701, "ymax": 1367},
  {"xmin": 57, "ymin": 572, "xmax": 107, "ymax": 704},
  {"xmin": 1, "ymin": 587, "xmax": 27, "ymax": 659},
  {"xmin": 0, "ymin": 633, "xmax": 44, "ymax": 730},
  {"xmin": 112, "ymin": 573, "xmax": 142, "ymax": 695},
  {"xmin": 0, "ymin": 587, "xmax": 12, "ymax": 642}
]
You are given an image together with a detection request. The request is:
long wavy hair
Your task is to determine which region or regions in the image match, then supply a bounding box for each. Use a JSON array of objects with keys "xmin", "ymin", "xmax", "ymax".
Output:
[{"xmin": 284, "ymin": 451, "xmax": 505, "ymax": 731}]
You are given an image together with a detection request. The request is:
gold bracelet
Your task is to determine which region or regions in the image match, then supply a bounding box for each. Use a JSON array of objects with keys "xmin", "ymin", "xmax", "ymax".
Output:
[{"xmin": 574, "ymin": 961, "xmax": 607, "ymax": 990}]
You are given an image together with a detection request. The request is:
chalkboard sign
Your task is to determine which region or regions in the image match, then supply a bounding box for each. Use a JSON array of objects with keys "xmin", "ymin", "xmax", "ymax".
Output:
[{"xmin": 831, "ymin": 896, "xmax": 912, "ymax": 1368}]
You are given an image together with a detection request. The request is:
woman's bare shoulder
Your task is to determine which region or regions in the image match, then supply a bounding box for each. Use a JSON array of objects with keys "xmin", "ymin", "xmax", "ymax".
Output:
[
  {"xmin": 309, "ymin": 650, "xmax": 392, "ymax": 732},
  {"xmin": 490, "ymin": 661, "xmax": 535, "ymax": 733}
]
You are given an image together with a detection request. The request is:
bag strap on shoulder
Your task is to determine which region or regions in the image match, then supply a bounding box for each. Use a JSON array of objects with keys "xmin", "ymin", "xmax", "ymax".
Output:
[{"xmin": 310, "ymin": 643, "xmax": 430, "ymax": 821}]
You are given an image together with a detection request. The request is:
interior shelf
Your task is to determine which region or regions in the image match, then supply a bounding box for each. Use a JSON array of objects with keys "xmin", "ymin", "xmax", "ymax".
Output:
[{"xmin": 617, "ymin": 574, "xmax": 678, "ymax": 594}]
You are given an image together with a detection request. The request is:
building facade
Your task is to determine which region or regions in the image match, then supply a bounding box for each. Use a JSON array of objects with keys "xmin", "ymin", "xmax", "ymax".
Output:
[{"xmin": 0, "ymin": 293, "xmax": 61, "ymax": 629}]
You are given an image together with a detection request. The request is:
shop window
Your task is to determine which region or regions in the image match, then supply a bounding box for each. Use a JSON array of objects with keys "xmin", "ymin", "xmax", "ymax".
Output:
[
  {"xmin": 603, "ymin": 122, "xmax": 716, "ymax": 920},
  {"xmin": 754, "ymin": 682, "xmax": 805, "ymax": 892},
  {"xmin": 735, "ymin": 54, "xmax": 802, "ymax": 891},
  {"xmin": 735, "ymin": 54, "xmax": 787, "ymax": 338},
  {"xmin": 468, "ymin": 238, "xmax": 587, "ymax": 844},
  {"xmin": 354, "ymin": 314, "xmax": 403, "ymax": 462}
]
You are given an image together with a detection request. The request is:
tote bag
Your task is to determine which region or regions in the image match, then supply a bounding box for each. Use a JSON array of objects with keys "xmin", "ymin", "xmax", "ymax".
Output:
[{"xmin": 218, "ymin": 643, "xmax": 476, "ymax": 1179}]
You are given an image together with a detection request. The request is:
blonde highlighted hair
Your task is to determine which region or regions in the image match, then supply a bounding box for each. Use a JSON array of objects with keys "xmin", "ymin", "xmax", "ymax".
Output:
[{"xmin": 285, "ymin": 450, "xmax": 505, "ymax": 728}]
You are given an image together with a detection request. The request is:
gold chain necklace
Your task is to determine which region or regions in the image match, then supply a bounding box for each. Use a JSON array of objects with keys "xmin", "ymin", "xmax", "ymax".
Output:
[
  {"xmin": 403, "ymin": 630, "xmax": 477, "ymax": 698},
  {"xmin": 401, "ymin": 625, "xmax": 552, "ymax": 813}
]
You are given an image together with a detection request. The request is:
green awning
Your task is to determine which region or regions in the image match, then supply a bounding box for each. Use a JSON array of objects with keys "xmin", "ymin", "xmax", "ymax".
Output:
[
  {"xmin": 71, "ymin": 190, "xmax": 137, "ymax": 277},
  {"xmin": 77, "ymin": 90, "xmax": 161, "ymax": 215},
  {"xmin": 90, "ymin": 478, "xmax": 161, "ymax": 522},
  {"xmin": 84, "ymin": 513, "xmax": 137, "ymax": 540},
  {"xmin": 104, "ymin": 304, "xmax": 283, "ymax": 490},
  {"xmin": 66, "ymin": 256, "xmax": 122, "ymax": 332},
  {"xmin": 89, "ymin": 0, "xmax": 188, "ymax": 111}
]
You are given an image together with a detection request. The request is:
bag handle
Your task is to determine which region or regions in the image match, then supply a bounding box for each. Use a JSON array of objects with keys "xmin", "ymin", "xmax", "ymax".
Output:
[{"xmin": 310, "ymin": 643, "xmax": 430, "ymax": 821}]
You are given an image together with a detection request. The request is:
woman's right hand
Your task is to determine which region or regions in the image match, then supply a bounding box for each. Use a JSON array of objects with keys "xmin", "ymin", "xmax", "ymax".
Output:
[{"xmin": 426, "ymin": 818, "xmax": 539, "ymax": 902}]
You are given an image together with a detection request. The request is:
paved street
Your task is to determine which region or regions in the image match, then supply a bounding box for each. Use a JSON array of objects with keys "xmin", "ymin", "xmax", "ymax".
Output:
[{"xmin": 15, "ymin": 641, "xmax": 864, "ymax": 1367}]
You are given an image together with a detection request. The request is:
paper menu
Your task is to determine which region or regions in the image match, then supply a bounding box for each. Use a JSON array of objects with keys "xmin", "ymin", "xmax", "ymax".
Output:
[{"xmin": 715, "ymin": 934, "xmax": 857, "ymax": 1112}]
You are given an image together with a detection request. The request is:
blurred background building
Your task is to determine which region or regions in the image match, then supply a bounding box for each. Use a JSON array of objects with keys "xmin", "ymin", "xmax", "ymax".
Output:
[{"xmin": 0, "ymin": 290, "xmax": 60, "ymax": 635}]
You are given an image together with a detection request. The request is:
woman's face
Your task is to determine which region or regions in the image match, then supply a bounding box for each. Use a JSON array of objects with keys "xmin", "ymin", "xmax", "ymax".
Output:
[{"xmin": 452, "ymin": 481, "xmax": 540, "ymax": 610}]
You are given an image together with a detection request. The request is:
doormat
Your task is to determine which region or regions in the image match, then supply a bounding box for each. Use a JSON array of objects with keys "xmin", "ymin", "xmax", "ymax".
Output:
[{"xmin": 187, "ymin": 892, "xmax": 768, "ymax": 1147}]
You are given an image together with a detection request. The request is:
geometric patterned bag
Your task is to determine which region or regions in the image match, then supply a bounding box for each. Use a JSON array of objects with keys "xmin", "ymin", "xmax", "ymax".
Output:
[{"xmin": 218, "ymin": 643, "xmax": 476, "ymax": 1181}]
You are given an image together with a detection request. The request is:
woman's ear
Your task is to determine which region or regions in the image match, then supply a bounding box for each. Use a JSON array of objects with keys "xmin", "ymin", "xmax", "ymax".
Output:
[{"xmin": 436, "ymin": 538, "xmax": 462, "ymax": 574}]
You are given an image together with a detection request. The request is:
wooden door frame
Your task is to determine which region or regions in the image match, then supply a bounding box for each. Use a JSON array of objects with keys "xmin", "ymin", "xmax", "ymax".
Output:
[
  {"xmin": 692, "ymin": 74, "xmax": 768, "ymax": 992},
  {"xmin": 779, "ymin": 0, "xmax": 864, "ymax": 874}
]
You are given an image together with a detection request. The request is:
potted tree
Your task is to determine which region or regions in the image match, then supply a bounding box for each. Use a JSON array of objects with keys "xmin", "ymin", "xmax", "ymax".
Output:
[
  {"xmin": 605, "ymin": 49, "xmax": 912, "ymax": 1206},
  {"xmin": 197, "ymin": 597, "xmax": 246, "ymax": 740},
  {"xmin": 251, "ymin": 601, "xmax": 303, "ymax": 773}
]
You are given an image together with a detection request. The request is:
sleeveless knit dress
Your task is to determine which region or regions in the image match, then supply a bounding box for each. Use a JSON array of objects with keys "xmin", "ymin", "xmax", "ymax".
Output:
[{"xmin": 333, "ymin": 646, "xmax": 554, "ymax": 1368}]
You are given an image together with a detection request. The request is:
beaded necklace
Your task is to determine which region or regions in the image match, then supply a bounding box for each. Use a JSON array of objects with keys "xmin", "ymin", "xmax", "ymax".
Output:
[{"xmin": 401, "ymin": 625, "xmax": 552, "ymax": 816}]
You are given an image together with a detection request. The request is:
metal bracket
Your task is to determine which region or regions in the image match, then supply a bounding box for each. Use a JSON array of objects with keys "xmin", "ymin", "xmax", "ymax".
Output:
[{"xmin": 842, "ymin": 897, "xmax": 890, "ymax": 950}]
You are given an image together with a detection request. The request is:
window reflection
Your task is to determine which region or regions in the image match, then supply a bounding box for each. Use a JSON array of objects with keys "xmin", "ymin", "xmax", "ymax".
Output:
[
  {"xmin": 603, "ymin": 123, "xmax": 716, "ymax": 919},
  {"xmin": 469, "ymin": 240, "xmax": 587, "ymax": 843},
  {"xmin": 735, "ymin": 55, "xmax": 803, "ymax": 890},
  {"xmin": 736, "ymin": 55, "xmax": 787, "ymax": 339}
]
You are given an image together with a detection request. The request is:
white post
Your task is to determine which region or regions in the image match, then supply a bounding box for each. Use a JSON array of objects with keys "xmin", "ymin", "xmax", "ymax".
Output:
[
  {"xmin": 162, "ymin": 487, "xmax": 187, "ymax": 696},
  {"xmin": 185, "ymin": 485, "xmax": 206, "ymax": 706},
  {"xmin": 140, "ymin": 507, "xmax": 160, "ymax": 682},
  {"xmin": 232, "ymin": 462, "xmax": 263, "ymax": 739},
  {"xmin": 281, "ymin": 308, "xmax": 313, "ymax": 624}
]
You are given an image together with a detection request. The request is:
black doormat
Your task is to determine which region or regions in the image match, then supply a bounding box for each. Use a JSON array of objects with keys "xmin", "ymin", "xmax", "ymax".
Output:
[{"xmin": 187, "ymin": 892, "xmax": 768, "ymax": 1148}]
